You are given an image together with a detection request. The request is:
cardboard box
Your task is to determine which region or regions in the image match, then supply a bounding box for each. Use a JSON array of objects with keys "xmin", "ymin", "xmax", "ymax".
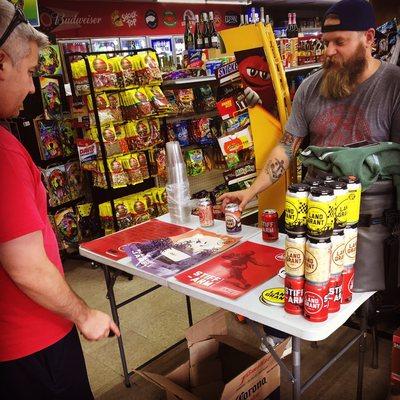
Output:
[
  {"xmin": 136, "ymin": 310, "xmax": 289, "ymax": 400},
  {"xmin": 392, "ymin": 329, "xmax": 400, "ymax": 386}
]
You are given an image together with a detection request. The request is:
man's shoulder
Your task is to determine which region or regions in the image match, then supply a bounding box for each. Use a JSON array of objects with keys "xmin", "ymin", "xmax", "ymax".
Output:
[
  {"xmin": 378, "ymin": 62, "xmax": 400, "ymax": 86},
  {"xmin": 0, "ymin": 126, "xmax": 25, "ymax": 154},
  {"xmin": 297, "ymin": 68, "xmax": 324, "ymax": 93}
]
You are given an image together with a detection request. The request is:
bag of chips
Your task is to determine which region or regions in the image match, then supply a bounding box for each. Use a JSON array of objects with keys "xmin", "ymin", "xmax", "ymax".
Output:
[
  {"xmin": 107, "ymin": 157, "xmax": 129, "ymax": 188},
  {"xmin": 185, "ymin": 149, "xmax": 206, "ymax": 176},
  {"xmin": 114, "ymin": 198, "xmax": 134, "ymax": 230},
  {"xmin": 121, "ymin": 153, "xmax": 143, "ymax": 186},
  {"xmin": 98, "ymin": 201, "xmax": 114, "ymax": 231},
  {"xmin": 138, "ymin": 152, "xmax": 150, "ymax": 179}
]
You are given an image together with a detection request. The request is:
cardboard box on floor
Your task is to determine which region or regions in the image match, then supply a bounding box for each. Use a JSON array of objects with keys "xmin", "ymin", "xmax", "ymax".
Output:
[{"xmin": 135, "ymin": 310, "xmax": 289, "ymax": 400}]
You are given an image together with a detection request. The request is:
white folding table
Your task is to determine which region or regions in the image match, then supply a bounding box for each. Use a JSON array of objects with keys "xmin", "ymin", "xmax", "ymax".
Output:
[{"xmin": 79, "ymin": 215, "xmax": 374, "ymax": 400}]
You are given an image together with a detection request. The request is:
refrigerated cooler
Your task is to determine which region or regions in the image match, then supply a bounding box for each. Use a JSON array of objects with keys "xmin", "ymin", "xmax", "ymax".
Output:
[
  {"xmin": 148, "ymin": 35, "xmax": 184, "ymax": 71},
  {"xmin": 120, "ymin": 37, "xmax": 148, "ymax": 51},
  {"xmin": 90, "ymin": 38, "xmax": 120, "ymax": 53}
]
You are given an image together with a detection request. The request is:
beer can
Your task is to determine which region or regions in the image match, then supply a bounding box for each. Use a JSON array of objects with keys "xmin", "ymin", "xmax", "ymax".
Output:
[
  {"xmin": 285, "ymin": 183, "xmax": 309, "ymax": 235},
  {"xmin": 331, "ymin": 230, "xmax": 345, "ymax": 274},
  {"xmin": 303, "ymin": 280, "xmax": 329, "ymax": 322},
  {"xmin": 341, "ymin": 265, "xmax": 355, "ymax": 303},
  {"xmin": 225, "ymin": 203, "xmax": 242, "ymax": 234},
  {"xmin": 305, "ymin": 237, "xmax": 331, "ymax": 283},
  {"xmin": 284, "ymin": 275, "xmax": 304, "ymax": 315},
  {"xmin": 198, "ymin": 198, "xmax": 214, "ymax": 227},
  {"xmin": 343, "ymin": 225, "xmax": 358, "ymax": 267},
  {"xmin": 327, "ymin": 181, "xmax": 349, "ymax": 230},
  {"xmin": 285, "ymin": 234, "xmax": 306, "ymax": 277},
  {"xmin": 328, "ymin": 273, "xmax": 343, "ymax": 313},
  {"xmin": 262, "ymin": 209, "xmax": 279, "ymax": 241},
  {"xmin": 339, "ymin": 176, "xmax": 361, "ymax": 225},
  {"xmin": 307, "ymin": 186, "xmax": 336, "ymax": 238}
]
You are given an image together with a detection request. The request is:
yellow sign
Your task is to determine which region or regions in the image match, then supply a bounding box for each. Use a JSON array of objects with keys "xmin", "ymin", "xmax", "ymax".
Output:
[{"xmin": 260, "ymin": 287, "xmax": 285, "ymax": 306}]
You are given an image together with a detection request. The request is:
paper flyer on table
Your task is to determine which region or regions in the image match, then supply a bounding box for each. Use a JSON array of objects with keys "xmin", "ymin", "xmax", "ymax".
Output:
[
  {"xmin": 124, "ymin": 228, "xmax": 240, "ymax": 278},
  {"xmin": 175, "ymin": 241, "xmax": 285, "ymax": 299}
]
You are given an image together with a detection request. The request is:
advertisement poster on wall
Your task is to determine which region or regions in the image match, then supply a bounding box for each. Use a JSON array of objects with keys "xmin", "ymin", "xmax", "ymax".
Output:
[{"xmin": 11, "ymin": 0, "xmax": 40, "ymax": 27}]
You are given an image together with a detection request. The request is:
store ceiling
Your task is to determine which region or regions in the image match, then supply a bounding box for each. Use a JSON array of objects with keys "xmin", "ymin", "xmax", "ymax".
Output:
[{"xmin": 66, "ymin": 0, "xmax": 338, "ymax": 3}]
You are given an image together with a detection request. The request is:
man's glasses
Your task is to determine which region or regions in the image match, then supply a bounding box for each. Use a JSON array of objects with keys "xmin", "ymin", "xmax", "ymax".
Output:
[{"xmin": 0, "ymin": 6, "xmax": 28, "ymax": 48}]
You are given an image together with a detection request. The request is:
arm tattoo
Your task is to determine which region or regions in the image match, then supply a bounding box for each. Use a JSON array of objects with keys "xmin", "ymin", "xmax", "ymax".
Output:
[
  {"xmin": 265, "ymin": 158, "xmax": 285, "ymax": 183},
  {"xmin": 280, "ymin": 131, "xmax": 304, "ymax": 160}
]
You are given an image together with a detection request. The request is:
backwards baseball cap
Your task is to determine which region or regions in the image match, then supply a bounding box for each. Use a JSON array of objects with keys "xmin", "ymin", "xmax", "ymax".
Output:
[{"xmin": 322, "ymin": 0, "xmax": 376, "ymax": 33}]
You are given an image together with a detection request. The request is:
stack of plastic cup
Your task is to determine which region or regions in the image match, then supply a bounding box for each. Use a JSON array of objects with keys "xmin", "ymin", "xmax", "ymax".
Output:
[{"xmin": 166, "ymin": 141, "xmax": 191, "ymax": 223}]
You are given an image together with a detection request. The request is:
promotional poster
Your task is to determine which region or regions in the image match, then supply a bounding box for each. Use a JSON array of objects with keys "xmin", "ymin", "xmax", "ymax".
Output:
[{"xmin": 175, "ymin": 241, "xmax": 284, "ymax": 299}]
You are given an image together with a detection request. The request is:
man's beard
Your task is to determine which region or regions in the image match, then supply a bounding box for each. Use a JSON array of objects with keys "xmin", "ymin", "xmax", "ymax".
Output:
[{"xmin": 320, "ymin": 43, "xmax": 367, "ymax": 100}]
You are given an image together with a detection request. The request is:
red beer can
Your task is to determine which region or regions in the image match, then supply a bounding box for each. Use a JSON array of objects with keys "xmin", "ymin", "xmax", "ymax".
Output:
[
  {"xmin": 328, "ymin": 273, "xmax": 343, "ymax": 313},
  {"xmin": 341, "ymin": 265, "xmax": 354, "ymax": 304},
  {"xmin": 262, "ymin": 209, "xmax": 279, "ymax": 241},
  {"xmin": 284, "ymin": 275, "xmax": 304, "ymax": 315},
  {"xmin": 303, "ymin": 280, "xmax": 329, "ymax": 322}
]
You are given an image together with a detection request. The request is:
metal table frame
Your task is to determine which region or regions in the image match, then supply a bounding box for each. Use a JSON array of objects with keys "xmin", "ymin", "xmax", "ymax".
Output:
[{"xmin": 102, "ymin": 264, "xmax": 194, "ymax": 387}]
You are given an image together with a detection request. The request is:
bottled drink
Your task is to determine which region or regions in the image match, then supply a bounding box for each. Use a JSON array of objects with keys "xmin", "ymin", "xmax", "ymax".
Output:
[
  {"xmin": 260, "ymin": 7, "xmax": 266, "ymax": 25},
  {"xmin": 209, "ymin": 12, "xmax": 219, "ymax": 49},
  {"xmin": 265, "ymin": 14, "xmax": 270, "ymax": 25},
  {"xmin": 244, "ymin": 14, "xmax": 249, "ymax": 25},
  {"xmin": 194, "ymin": 14, "xmax": 203, "ymax": 49},
  {"xmin": 184, "ymin": 15, "xmax": 194, "ymax": 51},
  {"xmin": 251, "ymin": 7, "xmax": 256, "ymax": 24},
  {"xmin": 202, "ymin": 12, "xmax": 210, "ymax": 49},
  {"xmin": 239, "ymin": 14, "xmax": 245, "ymax": 26},
  {"xmin": 287, "ymin": 12, "xmax": 299, "ymax": 38}
]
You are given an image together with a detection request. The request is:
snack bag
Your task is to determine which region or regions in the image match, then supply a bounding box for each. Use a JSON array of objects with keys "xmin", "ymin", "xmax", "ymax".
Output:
[
  {"xmin": 86, "ymin": 93, "xmax": 114, "ymax": 126},
  {"xmin": 131, "ymin": 194, "xmax": 150, "ymax": 224},
  {"xmin": 121, "ymin": 153, "xmax": 143, "ymax": 185},
  {"xmin": 77, "ymin": 203, "xmax": 102, "ymax": 240},
  {"xmin": 107, "ymin": 157, "xmax": 129, "ymax": 188},
  {"xmin": 101, "ymin": 122, "xmax": 122, "ymax": 156},
  {"xmin": 163, "ymin": 89, "xmax": 180, "ymax": 115},
  {"xmin": 71, "ymin": 59, "xmax": 89, "ymax": 95},
  {"xmin": 173, "ymin": 121, "xmax": 190, "ymax": 147},
  {"xmin": 108, "ymin": 56, "xmax": 124, "ymax": 89},
  {"xmin": 191, "ymin": 118, "xmax": 215, "ymax": 146},
  {"xmin": 93, "ymin": 160, "xmax": 107, "ymax": 189},
  {"xmin": 138, "ymin": 152, "xmax": 150, "ymax": 179},
  {"xmin": 114, "ymin": 198, "xmax": 134, "ymax": 230},
  {"xmin": 98, "ymin": 201, "xmax": 114, "ymax": 231},
  {"xmin": 166, "ymin": 122, "xmax": 176, "ymax": 142},
  {"xmin": 155, "ymin": 147, "xmax": 167, "ymax": 180},
  {"xmin": 149, "ymin": 118, "xmax": 162, "ymax": 144},
  {"xmin": 120, "ymin": 89, "xmax": 140, "ymax": 120},
  {"xmin": 143, "ymin": 190, "xmax": 158, "ymax": 218},
  {"xmin": 140, "ymin": 51, "xmax": 162, "ymax": 84},
  {"xmin": 134, "ymin": 87, "xmax": 154, "ymax": 118},
  {"xmin": 194, "ymin": 85, "xmax": 216, "ymax": 113},
  {"xmin": 65, "ymin": 160, "xmax": 84, "ymax": 200},
  {"xmin": 146, "ymin": 86, "xmax": 170, "ymax": 114},
  {"xmin": 120, "ymin": 55, "xmax": 137, "ymax": 88},
  {"xmin": 136, "ymin": 120, "xmax": 152, "ymax": 149},
  {"xmin": 156, "ymin": 187, "xmax": 168, "ymax": 215},
  {"xmin": 175, "ymin": 88, "xmax": 195, "ymax": 114},
  {"xmin": 76, "ymin": 138, "xmax": 98, "ymax": 171},
  {"xmin": 114, "ymin": 124, "xmax": 129, "ymax": 154},
  {"xmin": 185, "ymin": 148, "xmax": 206, "ymax": 176},
  {"xmin": 107, "ymin": 93, "xmax": 123, "ymax": 122},
  {"xmin": 88, "ymin": 55, "xmax": 110, "ymax": 90}
]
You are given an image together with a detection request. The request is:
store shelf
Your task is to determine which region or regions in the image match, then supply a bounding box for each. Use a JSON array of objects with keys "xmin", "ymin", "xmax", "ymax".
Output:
[
  {"xmin": 162, "ymin": 76, "xmax": 216, "ymax": 88},
  {"xmin": 166, "ymin": 110, "xmax": 220, "ymax": 123},
  {"xmin": 285, "ymin": 63, "xmax": 322, "ymax": 73}
]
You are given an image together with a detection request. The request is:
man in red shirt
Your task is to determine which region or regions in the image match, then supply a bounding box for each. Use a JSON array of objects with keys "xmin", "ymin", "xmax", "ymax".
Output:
[{"xmin": 0, "ymin": 2, "xmax": 120, "ymax": 399}]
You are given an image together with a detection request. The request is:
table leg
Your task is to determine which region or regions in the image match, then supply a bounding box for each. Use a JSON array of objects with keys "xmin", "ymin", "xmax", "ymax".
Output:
[
  {"xmin": 356, "ymin": 300, "xmax": 368, "ymax": 400},
  {"xmin": 185, "ymin": 296, "xmax": 193, "ymax": 327},
  {"xmin": 292, "ymin": 336, "xmax": 301, "ymax": 400},
  {"xmin": 103, "ymin": 265, "xmax": 131, "ymax": 388}
]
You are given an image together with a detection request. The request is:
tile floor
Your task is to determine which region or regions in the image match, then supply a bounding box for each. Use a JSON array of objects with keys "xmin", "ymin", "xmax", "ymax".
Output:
[{"xmin": 64, "ymin": 259, "xmax": 393, "ymax": 400}]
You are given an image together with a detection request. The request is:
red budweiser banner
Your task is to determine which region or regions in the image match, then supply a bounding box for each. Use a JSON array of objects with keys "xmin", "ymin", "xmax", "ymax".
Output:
[{"xmin": 38, "ymin": 0, "xmax": 243, "ymax": 38}]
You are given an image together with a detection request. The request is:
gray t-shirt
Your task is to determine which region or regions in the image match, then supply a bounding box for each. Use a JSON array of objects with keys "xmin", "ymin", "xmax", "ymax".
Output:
[{"xmin": 285, "ymin": 62, "xmax": 400, "ymax": 146}]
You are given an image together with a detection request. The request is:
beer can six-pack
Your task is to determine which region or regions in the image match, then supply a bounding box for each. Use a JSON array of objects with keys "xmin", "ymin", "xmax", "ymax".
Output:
[{"xmin": 284, "ymin": 176, "xmax": 361, "ymax": 322}]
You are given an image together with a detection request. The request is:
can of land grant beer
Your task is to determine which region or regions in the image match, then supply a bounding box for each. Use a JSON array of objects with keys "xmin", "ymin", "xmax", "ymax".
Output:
[
  {"xmin": 343, "ymin": 225, "xmax": 358, "ymax": 267},
  {"xmin": 305, "ymin": 237, "xmax": 332, "ymax": 283},
  {"xmin": 307, "ymin": 186, "xmax": 336, "ymax": 238},
  {"xmin": 285, "ymin": 234, "xmax": 306, "ymax": 277},
  {"xmin": 285, "ymin": 183, "xmax": 309, "ymax": 235},
  {"xmin": 339, "ymin": 176, "xmax": 361, "ymax": 225},
  {"xmin": 328, "ymin": 273, "xmax": 343, "ymax": 313},
  {"xmin": 198, "ymin": 198, "xmax": 214, "ymax": 227},
  {"xmin": 330, "ymin": 230, "xmax": 345, "ymax": 275},
  {"xmin": 284, "ymin": 275, "xmax": 304, "ymax": 315},
  {"xmin": 341, "ymin": 265, "xmax": 355, "ymax": 303},
  {"xmin": 327, "ymin": 181, "xmax": 349, "ymax": 230},
  {"xmin": 225, "ymin": 203, "xmax": 242, "ymax": 234},
  {"xmin": 303, "ymin": 280, "xmax": 330, "ymax": 322}
]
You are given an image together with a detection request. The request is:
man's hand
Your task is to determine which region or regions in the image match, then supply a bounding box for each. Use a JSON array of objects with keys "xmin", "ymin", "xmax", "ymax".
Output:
[
  {"xmin": 76, "ymin": 308, "xmax": 121, "ymax": 341},
  {"xmin": 244, "ymin": 87, "xmax": 262, "ymax": 108},
  {"xmin": 218, "ymin": 189, "xmax": 254, "ymax": 212}
]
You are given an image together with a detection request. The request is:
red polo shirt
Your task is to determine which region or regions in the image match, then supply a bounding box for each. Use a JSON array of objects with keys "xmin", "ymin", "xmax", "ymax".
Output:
[{"xmin": 0, "ymin": 127, "xmax": 73, "ymax": 361}]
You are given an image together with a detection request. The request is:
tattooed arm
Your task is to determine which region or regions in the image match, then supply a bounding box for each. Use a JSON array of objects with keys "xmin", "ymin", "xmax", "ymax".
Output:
[{"xmin": 218, "ymin": 132, "xmax": 303, "ymax": 210}]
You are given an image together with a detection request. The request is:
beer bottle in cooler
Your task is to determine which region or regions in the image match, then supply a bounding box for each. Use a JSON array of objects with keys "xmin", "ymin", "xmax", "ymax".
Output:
[
  {"xmin": 194, "ymin": 14, "xmax": 203, "ymax": 49},
  {"xmin": 184, "ymin": 15, "xmax": 194, "ymax": 51},
  {"xmin": 260, "ymin": 6, "xmax": 266, "ymax": 25},
  {"xmin": 239, "ymin": 14, "xmax": 245, "ymax": 26},
  {"xmin": 209, "ymin": 12, "xmax": 219, "ymax": 49},
  {"xmin": 202, "ymin": 12, "xmax": 210, "ymax": 49}
]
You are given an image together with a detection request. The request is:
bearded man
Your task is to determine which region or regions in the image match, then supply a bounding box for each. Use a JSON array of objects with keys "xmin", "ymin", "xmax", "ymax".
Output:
[{"xmin": 220, "ymin": 0, "xmax": 400, "ymax": 289}]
